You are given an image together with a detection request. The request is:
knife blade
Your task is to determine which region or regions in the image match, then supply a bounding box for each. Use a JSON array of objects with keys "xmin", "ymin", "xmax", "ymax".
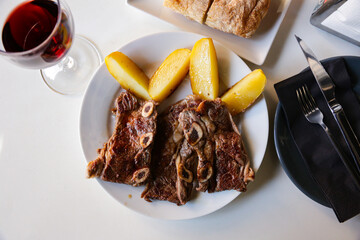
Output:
[{"xmin": 295, "ymin": 35, "xmax": 360, "ymax": 179}]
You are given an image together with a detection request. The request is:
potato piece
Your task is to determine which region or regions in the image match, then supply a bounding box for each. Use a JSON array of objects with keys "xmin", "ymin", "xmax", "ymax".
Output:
[
  {"xmin": 105, "ymin": 52, "xmax": 151, "ymax": 100},
  {"xmin": 190, "ymin": 38, "xmax": 219, "ymax": 100},
  {"xmin": 149, "ymin": 48, "xmax": 191, "ymax": 102},
  {"xmin": 221, "ymin": 69, "xmax": 266, "ymax": 115}
]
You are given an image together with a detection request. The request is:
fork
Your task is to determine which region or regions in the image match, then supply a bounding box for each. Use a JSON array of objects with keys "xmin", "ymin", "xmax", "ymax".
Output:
[
  {"xmin": 296, "ymin": 85, "xmax": 329, "ymax": 133},
  {"xmin": 296, "ymin": 85, "xmax": 360, "ymax": 189}
]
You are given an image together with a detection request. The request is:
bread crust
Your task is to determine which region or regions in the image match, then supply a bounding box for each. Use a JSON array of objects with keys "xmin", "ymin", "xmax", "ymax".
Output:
[
  {"xmin": 164, "ymin": 0, "xmax": 213, "ymax": 24},
  {"xmin": 205, "ymin": 0, "xmax": 271, "ymax": 38}
]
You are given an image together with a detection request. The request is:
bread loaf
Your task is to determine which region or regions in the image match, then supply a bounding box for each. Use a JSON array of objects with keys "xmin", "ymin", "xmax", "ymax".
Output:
[
  {"xmin": 164, "ymin": 0, "xmax": 271, "ymax": 38},
  {"xmin": 164, "ymin": 0, "xmax": 213, "ymax": 24}
]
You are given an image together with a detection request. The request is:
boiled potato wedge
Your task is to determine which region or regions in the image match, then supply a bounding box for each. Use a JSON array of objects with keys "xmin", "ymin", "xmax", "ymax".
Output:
[
  {"xmin": 190, "ymin": 38, "xmax": 219, "ymax": 100},
  {"xmin": 105, "ymin": 52, "xmax": 151, "ymax": 100},
  {"xmin": 149, "ymin": 48, "xmax": 191, "ymax": 102},
  {"xmin": 221, "ymin": 69, "xmax": 266, "ymax": 115}
]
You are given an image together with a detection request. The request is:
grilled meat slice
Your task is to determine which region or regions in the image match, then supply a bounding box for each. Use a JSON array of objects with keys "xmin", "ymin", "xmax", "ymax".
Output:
[
  {"xmin": 214, "ymin": 132, "xmax": 254, "ymax": 191},
  {"xmin": 86, "ymin": 91, "xmax": 157, "ymax": 186},
  {"xmin": 141, "ymin": 95, "xmax": 202, "ymax": 205},
  {"xmin": 179, "ymin": 98, "xmax": 254, "ymax": 193},
  {"xmin": 176, "ymin": 140, "xmax": 197, "ymax": 204},
  {"xmin": 179, "ymin": 108, "xmax": 216, "ymax": 192}
]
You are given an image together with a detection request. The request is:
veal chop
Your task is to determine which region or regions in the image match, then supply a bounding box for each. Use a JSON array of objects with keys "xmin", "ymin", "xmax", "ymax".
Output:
[
  {"xmin": 86, "ymin": 92, "xmax": 254, "ymax": 205},
  {"xmin": 141, "ymin": 95, "xmax": 203, "ymax": 205},
  {"xmin": 179, "ymin": 98, "xmax": 254, "ymax": 193},
  {"xmin": 142, "ymin": 96, "xmax": 254, "ymax": 205},
  {"xmin": 87, "ymin": 91, "xmax": 158, "ymax": 186}
]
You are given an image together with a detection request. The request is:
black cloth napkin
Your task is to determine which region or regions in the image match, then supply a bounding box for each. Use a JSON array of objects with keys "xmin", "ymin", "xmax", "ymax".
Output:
[{"xmin": 274, "ymin": 57, "xmax": 360, "ymax": 222}]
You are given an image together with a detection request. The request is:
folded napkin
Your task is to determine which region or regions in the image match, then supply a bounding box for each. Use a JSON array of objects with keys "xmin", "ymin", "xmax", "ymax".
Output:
[{"xmin": 274, "ymin": 57, "xmax": 360, "ymax": 222}]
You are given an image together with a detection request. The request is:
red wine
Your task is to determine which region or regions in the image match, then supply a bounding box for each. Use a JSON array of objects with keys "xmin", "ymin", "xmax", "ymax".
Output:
[{"xmin": 2, "ymin": 0, "xmax": 73, "ymax": 66}]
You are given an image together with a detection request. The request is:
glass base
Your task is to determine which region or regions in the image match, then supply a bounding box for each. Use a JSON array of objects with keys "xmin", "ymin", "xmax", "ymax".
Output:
[{"xmin": 40, "ymin": 36, "xmax": 102, "ymax": 95}]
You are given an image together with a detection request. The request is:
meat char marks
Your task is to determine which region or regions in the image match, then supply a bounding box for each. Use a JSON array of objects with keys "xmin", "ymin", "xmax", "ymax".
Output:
[
  {"xmin": 87, "ymin": 91, "xmax": 157, "ymax": 186},
  {"xmin": 86, "ymin": 91, "xmax": 254, "ymax": 205},
  {"xmin": 141, "ymin": 95, "xmax": 202, "ymax": 205},
  {"xmin": 179, "ymin": 98, "xmax": 254, "ymax": 193},
  {"xmin": 142, "ymin": 95, "xmax": 254, "ymax": 205},
  {"xmin": 214, "ymin": 131, "xmax": 254, "ymax": 191}
]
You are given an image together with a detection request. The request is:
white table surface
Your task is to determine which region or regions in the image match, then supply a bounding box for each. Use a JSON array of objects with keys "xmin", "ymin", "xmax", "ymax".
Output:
[{"xmin": 1, "ymin": 0, "xmax": 360, "ymax": 239}]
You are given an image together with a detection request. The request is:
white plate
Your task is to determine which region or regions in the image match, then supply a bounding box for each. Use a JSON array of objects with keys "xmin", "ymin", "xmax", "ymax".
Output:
[
  {"xmin": 126, "ymin": 0, "xmax": 292, "ymax": 65},
  {"xmin": 80, "ymin": 32, "xmax": 269, "ymax": 220}
]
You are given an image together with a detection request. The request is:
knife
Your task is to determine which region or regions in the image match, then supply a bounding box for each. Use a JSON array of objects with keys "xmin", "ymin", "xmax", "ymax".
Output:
[{"xmin": 295, "ymin": 35, "xmax": 360, "ymax": 179}]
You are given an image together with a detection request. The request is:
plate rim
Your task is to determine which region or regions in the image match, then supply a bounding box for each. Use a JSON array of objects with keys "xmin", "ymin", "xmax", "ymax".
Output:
[
  {"xmin": 274, "ymin": 55, "xmax": 360, "ymax": 208},
  {"xmin": 274, "ymin": 103, "xmax": 330, "ymax": 207},
  {"xmin": 79, "ymin": 31, "xmax": 269, "ymax": 220}
]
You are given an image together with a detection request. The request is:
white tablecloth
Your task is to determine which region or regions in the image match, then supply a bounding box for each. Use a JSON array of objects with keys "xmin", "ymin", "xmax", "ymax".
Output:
[{"xmin": 0, "ymin": 0, "xmax": 359, "ymax": 239}]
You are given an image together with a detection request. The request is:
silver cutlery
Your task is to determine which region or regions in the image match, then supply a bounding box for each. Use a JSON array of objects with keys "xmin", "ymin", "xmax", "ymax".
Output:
[
  {"xmin": 295, "ymin": 35, "xmax": 360, "ymax": 176},
  {"xmin": 296, "ymin": 85, "xmax": 360, "ymax": 189}
]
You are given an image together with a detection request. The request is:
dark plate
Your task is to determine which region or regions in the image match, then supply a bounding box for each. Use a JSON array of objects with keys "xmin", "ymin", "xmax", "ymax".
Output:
[{"xmin": 274, "ymin": 56, "xmax": 360, "ymax": 207}]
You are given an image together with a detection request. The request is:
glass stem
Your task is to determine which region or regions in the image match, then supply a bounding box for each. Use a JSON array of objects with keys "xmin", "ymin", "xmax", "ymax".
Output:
[{"xmin": 59, "ymin": 55, "xmax": 76, "ymax": 71}]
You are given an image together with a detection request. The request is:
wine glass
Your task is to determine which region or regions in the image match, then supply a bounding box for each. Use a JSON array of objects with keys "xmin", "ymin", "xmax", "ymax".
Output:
[{"xmin": 0, "ymin": 0, "xmax": 102, "ymax": 95}]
